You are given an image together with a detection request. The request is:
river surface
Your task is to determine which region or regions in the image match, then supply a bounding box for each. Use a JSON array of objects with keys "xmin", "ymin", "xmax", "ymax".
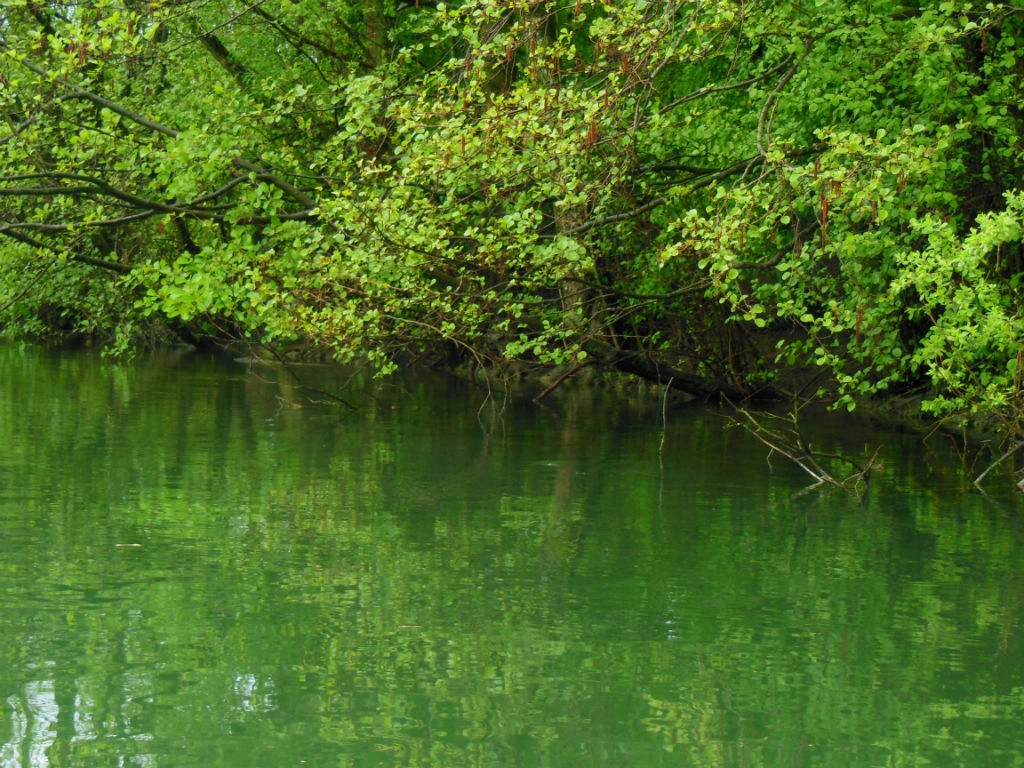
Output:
[{"xmin": 1, "ymin": 344, "xmax": 1023, "ymax": 768}]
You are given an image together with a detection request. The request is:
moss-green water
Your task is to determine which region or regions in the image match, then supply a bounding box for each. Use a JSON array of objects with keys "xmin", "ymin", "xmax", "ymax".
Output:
[{"xmin": 1, "ymin": 345, "xmax": 1022, "ymax": 768}]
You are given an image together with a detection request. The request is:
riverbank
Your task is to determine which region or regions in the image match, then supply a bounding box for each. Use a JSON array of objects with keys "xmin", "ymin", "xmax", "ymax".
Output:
[{"xmin": 212, "ymin": 337, "xmax": 1024, "ymax": 494}]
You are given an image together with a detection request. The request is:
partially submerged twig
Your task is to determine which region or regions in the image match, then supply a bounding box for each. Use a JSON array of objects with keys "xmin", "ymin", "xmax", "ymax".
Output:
[
  {"xmin": 728, "ymin": 402, "xmax": 882, "ymax": 493},
  {"xmin": 533, "ymin": 359, "xmax": 599, "ymax": 403},
  {"xmin": 974, "ymin": 440, "xmax": 1024, "ymax": 490},
  {"xmin": 659, "ymin": 376, "xmax": 674, "ymax": 461},
  {"xmin": 257, "ymin": 344, "xmax": 358, "ymax": 410}
]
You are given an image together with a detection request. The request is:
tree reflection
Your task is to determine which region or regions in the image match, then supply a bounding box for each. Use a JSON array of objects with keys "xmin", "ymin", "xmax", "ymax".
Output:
[{"xmin": 0, "ymin": 347, "xmax": 1023, "ymax": 767}]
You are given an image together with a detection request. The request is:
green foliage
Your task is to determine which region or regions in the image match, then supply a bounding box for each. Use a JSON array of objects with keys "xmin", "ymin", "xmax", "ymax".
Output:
[
  {"xmin": 892, "ymin": 191, "xmax": 1024, "ymax": 424},
  {"xmin": 2, "ymin": 0, "xmax": 1024, "ymax": 433},
  {"xmin": 672, "ymin": 1, "xmax": 1024, "ymax": 428}
]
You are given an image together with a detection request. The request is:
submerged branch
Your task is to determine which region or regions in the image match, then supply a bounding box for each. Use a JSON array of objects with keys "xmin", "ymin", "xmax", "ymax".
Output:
[
  {"xmin": 728, "ymin": 404, "xmax": 882, "ymax": 492},
  {"xmin": 533, "ymin": 359, "xmax": 599, "ymax": 402},
  {"xmin": 974, "ymin": 440, "xmax": 1024, "ymax": 490}
]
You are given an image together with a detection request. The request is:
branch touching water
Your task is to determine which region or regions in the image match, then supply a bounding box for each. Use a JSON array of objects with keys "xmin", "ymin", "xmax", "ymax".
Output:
[{"xmin": 727, "ymin": 402, "xmax": 882, "ymax": 494}]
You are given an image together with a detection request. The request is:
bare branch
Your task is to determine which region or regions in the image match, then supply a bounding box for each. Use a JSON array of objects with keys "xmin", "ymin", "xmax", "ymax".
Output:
[
  {"xmin": 568, "ymin": 155, "xmax": 764, "ymax": 236},
  {"xmin": 199, "ymin": 30, "xmax": 249, "ymax": 87},
  {"xmin": 0, "ymin": 209, "xmax": 158, "ymax": 233},
  {"xmin": 728, "ymin": 404, "xmax": 882, "ymax": 491},
  {"xmin": 656, "ymin": 56, "xmax": 795, "ymax": 117},
  {"xmin": 757, "ymin": 63, "xmax": 797, "ymax": 157},
  {"xmin": 974, "ymin": 440, "xmax": 1024, "ymax": 489}
]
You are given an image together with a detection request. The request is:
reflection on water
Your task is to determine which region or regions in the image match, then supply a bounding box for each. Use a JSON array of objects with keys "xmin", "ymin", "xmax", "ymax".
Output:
[{"xmin": 0, "ymin": 344, "xmax": 1023, "ymax": 767}]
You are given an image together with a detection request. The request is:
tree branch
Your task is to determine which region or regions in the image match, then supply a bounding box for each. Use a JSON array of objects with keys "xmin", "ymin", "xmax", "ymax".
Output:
[
  {"xmin": 249, "ymin": 5, "xmax": 368, "ymax": 65},
  {"xmin": 198, "ymin": 27, "xmax": 249, "ymax": 87},
  {"xmin": 655, "ymin": 56, "xmax": 795, "ymax": 117},
  {"xmin": 567, "ymin": 155, "xmax": 765, "ymax": 236},
  {"xmin": 974, "ymin": 440, "xmax": 1024, "ymax": 489},
  {"xmin": 757, "ymin": 62, "xmax": 797, "ymax": 157},
  {"xmin": 10, "ymin": 57, "xmax": 182, "ymax": 138},
  {"xmin": 0, "ymin": 209, "xmax": 158, "ymax": 234},
  {"xmin": 0, "ymin": 226, "xmax": 133, "ymax": 273},
  {"xmin": 8, "ymin": 57, "xmax": 322, "ymax": 211}
]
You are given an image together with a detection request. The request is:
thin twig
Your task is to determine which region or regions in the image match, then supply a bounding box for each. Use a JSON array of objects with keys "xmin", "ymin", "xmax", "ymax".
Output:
[
  {"xmin": 974, "ymin": 440, "xmax": 1024, "ymax": 489},
  {"xmin": 263, "ymin": 345, "xmax": 357, "ymax": 410},
  {"xmin": 533, "ymin": 359, "xmax": 597, "ymax": 403},
  {"xmin": 728, "ymin": 403, "xmax": 880, "ymax": 491},
  {"xmin": 842, "ymin": 444, "xmax": 882, "ymax": 486},
  {"xmin": 659, "ymin": 376, "xmax": 674, "ymax": 460}
]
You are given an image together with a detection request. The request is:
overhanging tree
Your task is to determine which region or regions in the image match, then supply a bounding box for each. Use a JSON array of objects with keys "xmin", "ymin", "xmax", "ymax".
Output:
[{"xmin": 1, "ymin": 0, "xmax": 1023, "ymax": 432}]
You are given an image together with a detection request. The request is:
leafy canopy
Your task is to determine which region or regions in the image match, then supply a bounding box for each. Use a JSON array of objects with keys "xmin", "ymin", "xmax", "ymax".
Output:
[{"xmin": 1, "ymin": 0, "xmax": 1023, "ymax": 433}]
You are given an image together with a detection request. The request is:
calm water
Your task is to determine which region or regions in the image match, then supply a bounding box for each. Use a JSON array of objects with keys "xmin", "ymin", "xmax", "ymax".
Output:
[{"xmin": 1, "ymin": 345, "xmax": 1023, "ymax": 768}]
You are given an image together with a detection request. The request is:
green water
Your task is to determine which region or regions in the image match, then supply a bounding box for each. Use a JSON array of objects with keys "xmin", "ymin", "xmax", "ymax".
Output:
[{"xmin": 1, "ymin": 346, "xmax": 1023, "ymax": 768}]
